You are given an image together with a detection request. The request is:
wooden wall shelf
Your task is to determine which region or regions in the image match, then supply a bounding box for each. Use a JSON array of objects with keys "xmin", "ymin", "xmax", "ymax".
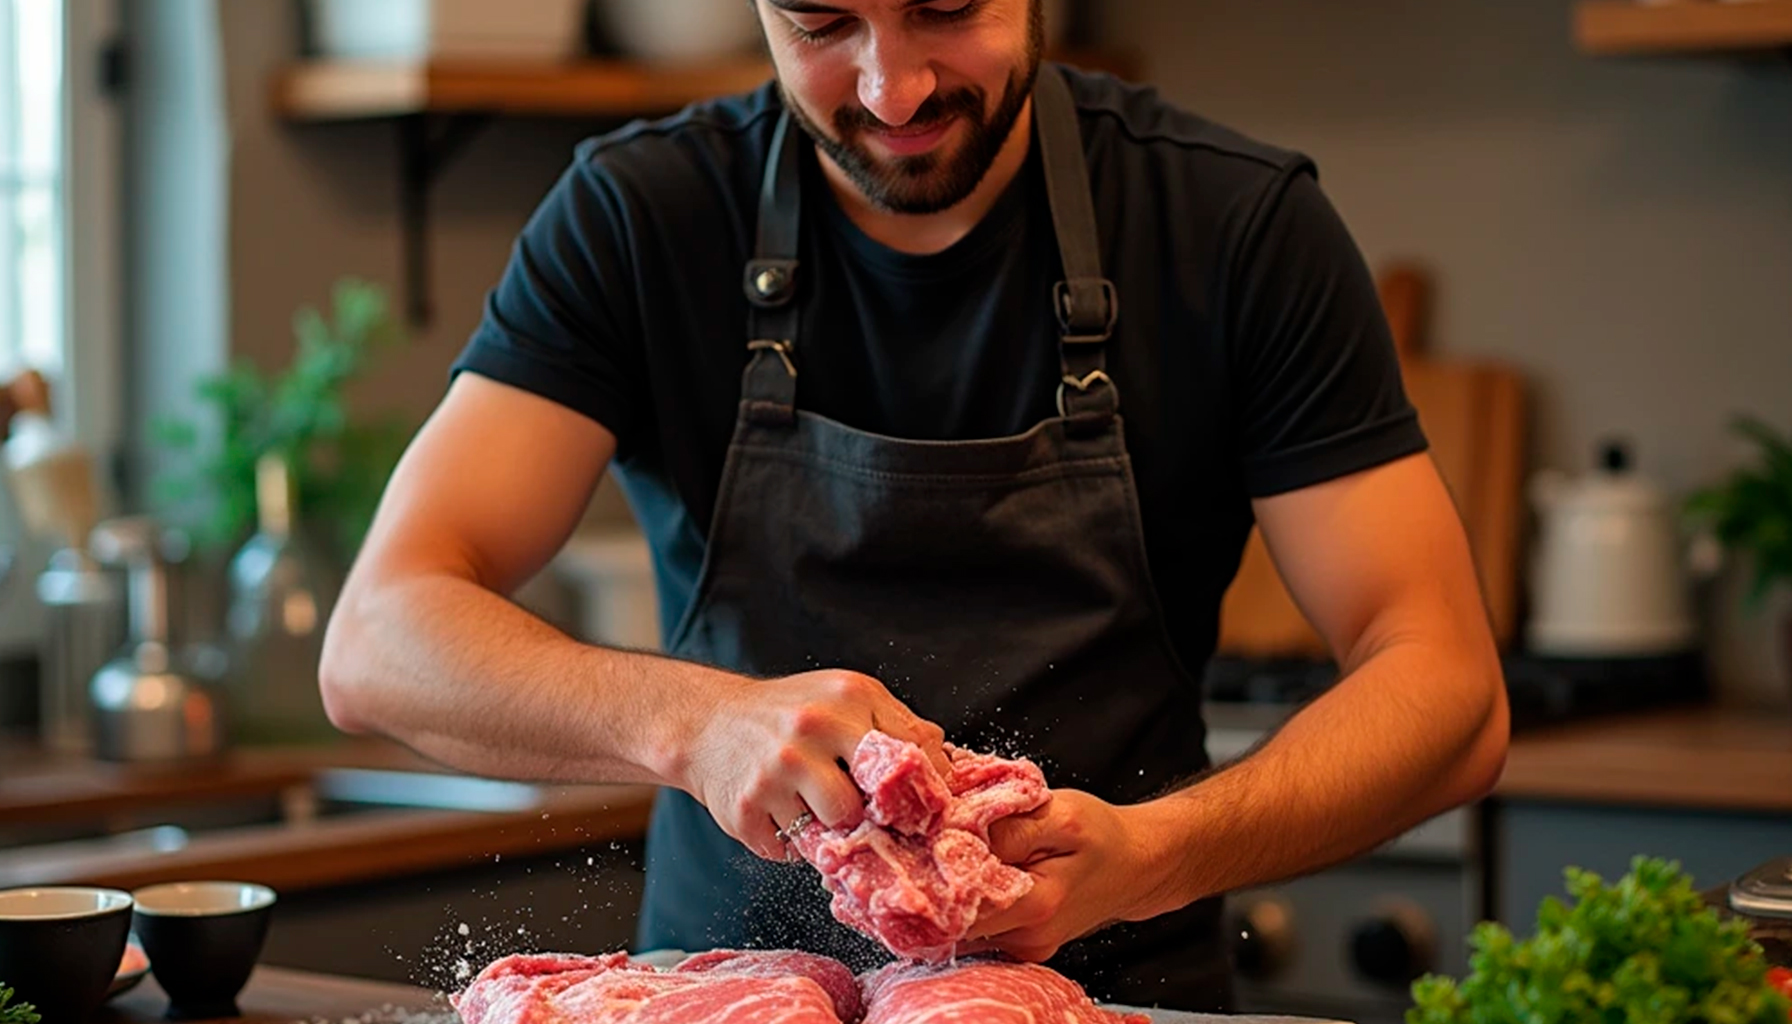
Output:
[
  {"xmin": 273, "ymin": 51, "xmax": 1141, "ymax": 323},
  {"xmin": 275, "ymin": 51, "xmax": 1142, "ymax": 122},
  {"xmin": 1574, "ymin": 0, "xmax": 1792, "ymax": 56}
]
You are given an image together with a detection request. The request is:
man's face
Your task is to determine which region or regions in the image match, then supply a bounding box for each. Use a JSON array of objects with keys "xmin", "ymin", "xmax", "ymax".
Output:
[{"xmin": 756, "ymin": 0, "xmax": 1044, "ymax": 215}]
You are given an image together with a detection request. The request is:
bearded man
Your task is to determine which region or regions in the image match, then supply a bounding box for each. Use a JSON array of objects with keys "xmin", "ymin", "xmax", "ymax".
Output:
[{"xmin": 319, "ymin": 0, "xmax": 1509, "ymax": 1010}]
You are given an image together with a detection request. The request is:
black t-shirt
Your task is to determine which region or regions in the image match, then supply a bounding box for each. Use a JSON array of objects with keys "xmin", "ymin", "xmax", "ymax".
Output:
[{"xmin": 452, "ymin": 66, "xmax": 1426, "ymax": 674}]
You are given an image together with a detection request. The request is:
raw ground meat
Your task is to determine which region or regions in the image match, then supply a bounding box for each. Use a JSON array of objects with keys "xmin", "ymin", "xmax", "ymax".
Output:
[
  {"xmin": 789, "ymin": 732, "xmax": 1050, "ymax": 962},
  {"xmin": 861, "ymin": 959, "xmax": 1151, "ymax": 1024},
  {"xmin": 675, "ymin": 949, "xmax": 864, "ymax": 1022},
  {"xmin": 451, "ymin": 951, "xmax": 843, "ymax": 1024}
]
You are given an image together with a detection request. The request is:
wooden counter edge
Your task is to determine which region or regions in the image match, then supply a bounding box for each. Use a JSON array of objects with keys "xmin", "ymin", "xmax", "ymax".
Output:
[
  {"xmin": 1493, "ymin": 706, "xmax": 1792, "ymax": 813},
  {"xmin": 4, "ymin": 785, "xmax": 657, "ymax": 893}
]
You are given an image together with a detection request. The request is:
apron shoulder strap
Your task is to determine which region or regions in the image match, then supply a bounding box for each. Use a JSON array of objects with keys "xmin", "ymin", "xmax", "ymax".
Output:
[
  {"xmin": 1034, "ymin": 66, "xmax": 1119, "ymax": 426},
  {"xmin": 742, "ymin": 111, "xmax": 803, "ymax": 426}
]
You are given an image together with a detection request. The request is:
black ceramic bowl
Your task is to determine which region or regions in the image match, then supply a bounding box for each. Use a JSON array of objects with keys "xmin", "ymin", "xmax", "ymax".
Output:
[
  {"xmin": 0, "ymin": 886, "xmax": 134, "ymax": 1023},
  {"xmin": 131, "ymin": 882, "xmax": 276, "ymax": 1021}
]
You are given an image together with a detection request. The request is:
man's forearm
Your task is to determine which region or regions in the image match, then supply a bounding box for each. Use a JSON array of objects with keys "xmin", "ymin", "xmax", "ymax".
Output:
[
  {"xmin": 319, "ymin": 569, "xmax": 741, "ymax": 789},
  {"xmin": 1128, "ymin": 637, "xmax": 1508, "ymax": 919}
]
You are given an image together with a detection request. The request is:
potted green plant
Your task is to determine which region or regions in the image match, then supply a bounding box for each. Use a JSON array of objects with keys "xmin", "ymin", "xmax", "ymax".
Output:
[
  {"xmin": 1685, "ymin": 415, "xmax": 1792, "ymax": 700},
  {"xmin": 152, "ymin": 278, "xmax": 414, "ymax": 562}
]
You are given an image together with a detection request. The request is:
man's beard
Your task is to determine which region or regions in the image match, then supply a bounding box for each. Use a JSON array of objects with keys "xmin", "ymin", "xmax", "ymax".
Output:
[{"xmin": 780, "ymin": 7, "xmax": 1045, "ymax": 215}]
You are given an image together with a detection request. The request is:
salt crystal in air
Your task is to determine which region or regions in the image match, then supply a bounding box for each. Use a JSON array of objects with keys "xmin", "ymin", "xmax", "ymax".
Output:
[{"xmin": 457, "ymin": 923, "xmax": 469, "ymax": 937}]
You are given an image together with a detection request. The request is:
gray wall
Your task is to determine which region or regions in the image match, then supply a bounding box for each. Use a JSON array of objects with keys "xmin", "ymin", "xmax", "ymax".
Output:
[
  {"xmin": 1105, "ymin": 0, "xmax": 1792, "ymax": 704},
  {"xmin": 213, "ymin": 0, "xmax": 1792, "ymax": 701}
]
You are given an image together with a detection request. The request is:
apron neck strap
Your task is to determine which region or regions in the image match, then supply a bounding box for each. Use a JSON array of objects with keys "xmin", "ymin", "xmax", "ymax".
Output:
[
  {"xmin": 1034, "ymin": 65, "xmax": 1119, "ymax": 425},
  {"xmin": 742, "ymin": 111, "xmax": 803, "ymax": 426},
  {"xmin": 740, "ymin": 67, "xmax": 1120, "ymax": 428}
]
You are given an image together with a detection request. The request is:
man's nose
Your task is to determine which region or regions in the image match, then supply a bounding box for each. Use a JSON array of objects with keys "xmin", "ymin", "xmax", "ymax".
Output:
[{"xmin": 856, "ymin": 30, "xmax": 938, "ymax": 127}]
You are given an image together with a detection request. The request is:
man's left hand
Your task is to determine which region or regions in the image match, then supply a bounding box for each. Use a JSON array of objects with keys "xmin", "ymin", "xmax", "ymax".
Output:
[{"xmin": 959, "ymin": 790, "xmax": 1181, "ymax": 963}]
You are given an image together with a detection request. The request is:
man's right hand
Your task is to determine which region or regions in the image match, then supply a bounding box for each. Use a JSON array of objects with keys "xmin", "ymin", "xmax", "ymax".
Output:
[{"xmin": 681, "ymin": 669, "xmax": 950, "ymax": 861}]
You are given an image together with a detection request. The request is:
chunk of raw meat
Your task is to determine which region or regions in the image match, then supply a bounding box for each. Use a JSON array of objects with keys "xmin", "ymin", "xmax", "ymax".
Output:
[
  {"xmin": 851, "ymin": 731, "xmax": 952, "ymax": 835},
  {"xmin": 861, "ymin": 959, "xmax": 1150, "ymax": 1024},
  {"xmin": 675, "ymin": 949, "xmax": 864, "ymax": 1022},
  {"xmin": 451, "ymin": 950, "xmax": 845, "ymax": 1024},
  {"xmin": 789, "ymin": 732, "xmax": 1050, "ymax": 962}
]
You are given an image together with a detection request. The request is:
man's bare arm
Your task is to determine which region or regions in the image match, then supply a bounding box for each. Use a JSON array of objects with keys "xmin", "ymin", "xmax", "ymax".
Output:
[
  {"xmin": 318, "ymin": 374, "xmax": 947, "ymax": 859},
  {"xmin": 1134, "ymin": 452, "xmax": 1509, "ymax": 910},
  {"xmin": 318, "ymin": 373, "xmax": 708, "ymax": 785},
  {"xmin": 972, "ymin": 453, "xmax": 1508, "ymax": 960}
]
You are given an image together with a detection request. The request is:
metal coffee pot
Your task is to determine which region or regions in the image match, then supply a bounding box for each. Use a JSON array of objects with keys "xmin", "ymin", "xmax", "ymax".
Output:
[{"xmin": 86, "ymin": 518, "xmax": 226, "ymax": 764}]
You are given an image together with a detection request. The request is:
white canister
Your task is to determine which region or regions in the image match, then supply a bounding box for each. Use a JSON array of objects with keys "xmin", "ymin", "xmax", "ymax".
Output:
[
  {"xmin": 1527, "ymin": 443, "xmax": 1699, "ymax": 657},
  {"xmin": 306, "ymin": 0, "xmax": 588, "ymax": 61}
]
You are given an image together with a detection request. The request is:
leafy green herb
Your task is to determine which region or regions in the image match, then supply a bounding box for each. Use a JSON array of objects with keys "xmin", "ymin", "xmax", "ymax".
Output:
[
  {"xmin": 1409, "ymin": 856, "xmax": 1791, "ymax": 1024},
  {"xmin": 152, "ymin": 277, "xmax": 414, "ymax": 558},
  {"xmin": 1686, "ymin": 416, "xmax": 1792, "ymax": 607},
  {"xmin": 0, "ymin": 984, "xmax": 41, "ymax": 1024}
]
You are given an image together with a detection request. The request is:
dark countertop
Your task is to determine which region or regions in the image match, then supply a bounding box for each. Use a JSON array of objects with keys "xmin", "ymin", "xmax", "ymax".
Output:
[{"xmin": 99, "ymin": 966, "xmax": 444, "ymax": 1023}]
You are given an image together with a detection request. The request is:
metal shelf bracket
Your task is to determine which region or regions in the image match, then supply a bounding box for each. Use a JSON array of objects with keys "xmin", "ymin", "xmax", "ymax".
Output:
[{"xmin": 396, "ymin": 113, "xmax": 494, "ymax": 326}]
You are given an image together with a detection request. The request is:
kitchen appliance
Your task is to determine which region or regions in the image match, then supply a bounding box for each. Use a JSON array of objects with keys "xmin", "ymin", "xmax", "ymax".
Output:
[
  {"xmin": 1731, "ymin": 857, "xmax": 1792, "ymax": 920},
  {"xmin": 1528, "ymin": 441, "xmax": 1700, "ymax": 658},
  {"xmin": 1728, "ymin": 857, "xmax": 1792, "ymax": 967},
  {"xmin": 86, "ymin": 518, "xmax": 226, "ymax": 764}
]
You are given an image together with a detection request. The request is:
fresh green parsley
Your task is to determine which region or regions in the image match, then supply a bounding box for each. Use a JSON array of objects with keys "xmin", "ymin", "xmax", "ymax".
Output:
[
  {"xmin": 1409, "ymin": 856, "xmax": 1791, "ymax": 1024},
  {"xmin": 0, "ymin": 984, "xmax": 40, "ymax": 1024}
]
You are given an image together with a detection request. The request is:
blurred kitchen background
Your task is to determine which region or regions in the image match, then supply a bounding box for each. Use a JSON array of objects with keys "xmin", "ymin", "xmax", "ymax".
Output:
[{"xmin": 0, "ymin": 1, "xmax": 1789, "ymax": 1022}]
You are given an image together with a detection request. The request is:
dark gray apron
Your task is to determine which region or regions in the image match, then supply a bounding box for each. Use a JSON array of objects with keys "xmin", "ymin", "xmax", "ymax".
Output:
[{"xmin": 635, "ymin": 66, "xmax": 1230, "ymax": 1012}]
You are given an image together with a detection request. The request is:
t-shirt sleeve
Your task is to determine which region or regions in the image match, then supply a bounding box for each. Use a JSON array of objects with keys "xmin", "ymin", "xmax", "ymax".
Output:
[
  {"xmin": 1225, "ymin": 167, "xmax": 1427, "ymax": 498},
  {"xmin": 451, "ymin": 146, "xmax": 648, "ymax": 454}
]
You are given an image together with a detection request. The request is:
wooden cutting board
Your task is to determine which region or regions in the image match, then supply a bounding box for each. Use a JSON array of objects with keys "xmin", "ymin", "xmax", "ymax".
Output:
[{"xmin": 1217, "ymin": 264, "xmax": 1527, "ymax": 659}]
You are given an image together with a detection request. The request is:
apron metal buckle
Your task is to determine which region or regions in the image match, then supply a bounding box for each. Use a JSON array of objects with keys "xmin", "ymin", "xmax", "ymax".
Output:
[
  {"xmin": 1056, "ymin": 369, "xmax": 1115, "ymax": 418},
  {"xmin": 748, "ymin": 339, "xmax": 798, "ymax": 379},
  {"xmin": 1055, "ymin": 279, "xmax": 1118, "ymax": 344}
]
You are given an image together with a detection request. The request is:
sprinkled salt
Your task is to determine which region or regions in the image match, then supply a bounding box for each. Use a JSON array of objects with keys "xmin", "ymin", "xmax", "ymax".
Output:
[{"xmin": 457, "ymin": 922, "xmax": 469, "ymax": 937}]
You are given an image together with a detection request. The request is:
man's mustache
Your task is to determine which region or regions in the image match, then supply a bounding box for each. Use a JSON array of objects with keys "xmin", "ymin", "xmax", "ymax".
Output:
[{"xmin": 832, "ymin": 88, "xmax": 986, "ymax": 136}]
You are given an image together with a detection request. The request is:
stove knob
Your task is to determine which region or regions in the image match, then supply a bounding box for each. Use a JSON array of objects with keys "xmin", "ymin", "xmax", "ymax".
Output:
[
  {"xmin": 1230, "ymin": 896, "xmax": 1296, "ymax": 981},
  {"xmin": 1349, "ymin": 902, "xmax": 1436, "ymax": 988}
]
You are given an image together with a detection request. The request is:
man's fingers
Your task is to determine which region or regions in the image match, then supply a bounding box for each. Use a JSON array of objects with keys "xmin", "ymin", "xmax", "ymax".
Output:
[
  {"xmin": 882, "ymin": 706, "xmax": 951, "ymax": 777},
  {"xmin": 797, "ymin": 760, "xmax": 866, "ymax": 831},
  {"xmin": 987, "ymin": 807, "xmax": 1052, "ymax": 864},
  {"xmin": 742, "ymin": 814, "xmax": 789, "ymax": 861},
  {"xmin": 750, "ymin": 797, "xmax": 813, "ymax": 861}
]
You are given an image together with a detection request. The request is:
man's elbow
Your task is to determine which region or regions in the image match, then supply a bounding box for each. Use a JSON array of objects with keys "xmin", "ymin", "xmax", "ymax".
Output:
[
  {"xmin": 317, "ymin": 592, "xmax": 376, "ymax": 736},
  {"xmin": 1453, "ymin": 656, "xmax": 1510, "ymax": 805}
]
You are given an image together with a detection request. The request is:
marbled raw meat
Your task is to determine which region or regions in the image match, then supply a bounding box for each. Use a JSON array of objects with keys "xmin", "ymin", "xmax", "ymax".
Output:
[
  {"xmin": 675, "ymin": 949, "xmax": 864, "ymax": 1022},
  {"xmin": 861, "ymin": 959, "xmax": 1150, "ymax": 1024},
  {"xmin": 789, "ymin": 732, "xmax": 1050, "ymax": 962},
  {"xmin": 451, "ymin": 950, "xmax": 844, "ymax": 1024}
]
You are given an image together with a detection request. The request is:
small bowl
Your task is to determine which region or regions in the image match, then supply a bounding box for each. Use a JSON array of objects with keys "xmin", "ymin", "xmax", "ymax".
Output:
[
  {"xmin": 0, "ymin": 886, "xmax": 135, "ymax": 1024},
  {"xmin": 131, "ymin": 882, "xmax": 276, "ymax": 1021}
]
